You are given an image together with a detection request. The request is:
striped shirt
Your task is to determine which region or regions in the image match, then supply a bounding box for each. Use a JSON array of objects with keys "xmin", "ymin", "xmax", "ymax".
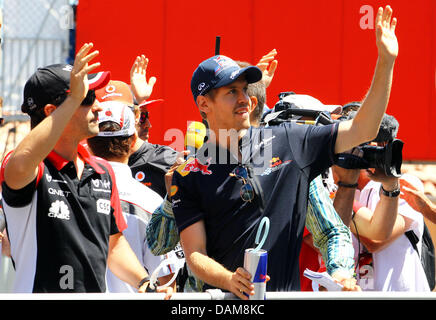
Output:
[{"xmin": 305, "ymin": 175, "xmax": 355, "ymax": 278}]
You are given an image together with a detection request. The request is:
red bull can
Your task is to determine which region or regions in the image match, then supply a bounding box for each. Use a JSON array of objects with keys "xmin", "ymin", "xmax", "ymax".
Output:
[{"xmin": 243, "ymin": 248, "xmax": 267, "ymax": 300}]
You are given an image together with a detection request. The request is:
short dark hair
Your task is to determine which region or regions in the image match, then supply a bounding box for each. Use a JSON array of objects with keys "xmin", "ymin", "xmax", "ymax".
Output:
[
  {"xmin": 30, "ymin": 94, "xmax": 67, "ymax": 129},
  {"xmin": 29, "ymin": 90, "xmax": 96, "ymax": 129},
  {"xmin": 87, "ymin": 121, "xmax": 134, "ymax": 159}
]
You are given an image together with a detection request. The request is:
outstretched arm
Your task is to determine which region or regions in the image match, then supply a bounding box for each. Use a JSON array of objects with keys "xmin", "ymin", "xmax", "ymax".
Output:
[
  {"xmin": 335, "ymin": 6, "xmax": 398, "ymax": 154},
  {"xmin": 3, "ymin": 43, "xmax": 100, "ymax": 190}
]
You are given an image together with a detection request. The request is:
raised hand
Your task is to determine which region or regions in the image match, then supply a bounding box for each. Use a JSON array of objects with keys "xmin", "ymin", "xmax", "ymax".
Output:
[
  {"xmin": 256, "ymin": 49, "xmax": 278, "ymax": 88},
  {"xmin": 69, "ymin": 43, "xmax": 100, "ymax": 104},
  {"xmin": 375, "ymin": 5, "xmax": 398, "ymax": 62},
  {"xmin": 130, "ymin": 55, "xmax": 157, "ymax": 103}
]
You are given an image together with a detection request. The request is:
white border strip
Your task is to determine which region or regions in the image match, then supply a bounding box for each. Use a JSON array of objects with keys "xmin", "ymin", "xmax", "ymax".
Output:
[{"xmin": 1, "ymin": 291, "xmax": 436, "ymax": 300}]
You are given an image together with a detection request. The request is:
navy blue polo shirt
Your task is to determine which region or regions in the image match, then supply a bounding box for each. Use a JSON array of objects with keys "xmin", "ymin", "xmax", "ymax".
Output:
[
  {"xmin": 171, "ymin": 122, "xmax": 338, "ymax": 291},
  {"xmin": 0, "ymin": 144, "xmax": 126, "ymax": 293},
  {"xmin": 128, "ymin": 142, "xmax": 179, "ymax": 198}
]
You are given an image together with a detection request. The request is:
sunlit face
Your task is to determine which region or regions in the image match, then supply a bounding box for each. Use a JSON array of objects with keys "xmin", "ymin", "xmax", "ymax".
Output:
[
  {"xmin": 65, "ymin": 99, "xmax": 103, "ymax": 141},
  {"xmin": 200, "ymin": 76, "xmax": 252, "ymax": 134}
]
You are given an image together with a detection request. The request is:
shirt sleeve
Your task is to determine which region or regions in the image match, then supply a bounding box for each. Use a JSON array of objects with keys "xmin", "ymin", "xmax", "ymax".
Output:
[
  {"xmin": 105, "ymin": 163, "xmax": 127, "ymax": 234},
  {"xmin": 305, "ymin": 175, "xmax": 355, "ymax": 278},
  {"xmin": 1, "ymin": 153, "xmax": 45, "ymax": 208},
  {"xmin": 171, "ymin": 168, "xmax": 204, "ymax": 233},
  {"xmin": 285, "ymin": 122, "xmax": 338, "ymax": 181}
]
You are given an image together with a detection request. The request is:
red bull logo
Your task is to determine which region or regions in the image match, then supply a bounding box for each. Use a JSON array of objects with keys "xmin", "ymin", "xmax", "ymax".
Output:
[{"xmin": 177, "ymin": 157, "xmax": 212, "ymax": 176}]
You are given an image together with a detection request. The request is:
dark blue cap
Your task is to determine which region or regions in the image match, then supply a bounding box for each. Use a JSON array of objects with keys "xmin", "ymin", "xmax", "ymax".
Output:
[{"xmin": 191, "ymin": 55, "xmax": 262, "ymax": 103}]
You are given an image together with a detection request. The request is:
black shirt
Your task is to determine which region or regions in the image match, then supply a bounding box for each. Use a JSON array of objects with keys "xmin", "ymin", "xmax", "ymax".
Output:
[
  {"xmin": 171, "ymin": 122, "xmax": 338, "ymax": 291},
  {"xmin": 128, "ymin": 142, "xmax": 178, "ymax": 198}
]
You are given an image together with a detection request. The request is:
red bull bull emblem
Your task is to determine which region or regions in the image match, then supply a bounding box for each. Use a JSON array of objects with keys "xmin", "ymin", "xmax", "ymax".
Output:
[{"xmin": 177, "ymin": 157, "xmax": 212, "ymax": 177}]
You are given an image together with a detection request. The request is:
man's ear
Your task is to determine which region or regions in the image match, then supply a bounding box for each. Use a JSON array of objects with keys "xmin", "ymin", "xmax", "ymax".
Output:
[
  {"xmin": 249, "ymin": 96, "xmax": 258, "ymax": 113},
  {"xmin": 196, "ymin": 95, "xmax": 210, "ymax": 115},
  {"xmin": 43, "ymin": 104, "xmax": 57, "ymax": 116}
]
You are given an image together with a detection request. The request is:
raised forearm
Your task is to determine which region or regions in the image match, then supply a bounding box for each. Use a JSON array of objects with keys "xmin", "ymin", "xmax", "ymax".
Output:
[
  {"xmin": 352, "ymin": 57, "xmax": 395, "ymax": 141},
  {"xmin": 4, "ymin": 96, "xmax": 82, "ymax": 189}
]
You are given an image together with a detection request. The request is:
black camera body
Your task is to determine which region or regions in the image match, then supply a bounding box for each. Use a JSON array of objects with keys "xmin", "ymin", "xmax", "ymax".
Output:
[{"xmin": 334, "ymin": 139, "xmax": 404, "ymax": 177}]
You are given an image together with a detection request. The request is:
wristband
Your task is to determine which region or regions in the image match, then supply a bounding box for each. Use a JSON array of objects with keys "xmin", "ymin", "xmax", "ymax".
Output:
[
  {"xmin": 338, "ymin": 181, "xmax": 358, "ymax": 189},
  {"xmin": 380, "ymin": 185, "xmax": 400, "ymax": 198},
  {"xmin": 137, "ymin": 276, "xmax": 150, "ymax": 289}
]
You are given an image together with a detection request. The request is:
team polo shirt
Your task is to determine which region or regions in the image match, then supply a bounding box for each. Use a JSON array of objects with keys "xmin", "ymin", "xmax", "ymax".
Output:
[
  {"xmin": 172, "ymin": 122, "xmax": 338, "ymax": 291},
  {"xmin": 128, "ymin": 142, "xmax": 178, "ymax": 198},
  {"xmin": 0, "ymin": 144, "xmax": 126, "ymax": 293}
]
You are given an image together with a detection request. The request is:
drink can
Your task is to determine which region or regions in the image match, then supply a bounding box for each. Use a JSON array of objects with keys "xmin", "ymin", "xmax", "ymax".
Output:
[{"xmin": 243, "ymin": 248, "xmax": 267, "ymax": 300}]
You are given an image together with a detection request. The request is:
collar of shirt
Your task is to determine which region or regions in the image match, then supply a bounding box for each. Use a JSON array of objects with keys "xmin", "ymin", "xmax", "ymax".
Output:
[
  {"xmin": 108, "ymin": 161, "xmax": 133, "ymax": 177},
  {"xmin": 46, "ymin": 143, "xmax": 105, "ymax": 174}
]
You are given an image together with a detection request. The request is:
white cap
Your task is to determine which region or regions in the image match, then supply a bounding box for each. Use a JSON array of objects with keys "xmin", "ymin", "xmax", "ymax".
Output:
[
  {"xmin": 97, "ymin": 101, "xmax": 136, "ymax": 137},
  {"xmin": 281, "ymin": 94, "xmax": 342, "ymax": 114}
]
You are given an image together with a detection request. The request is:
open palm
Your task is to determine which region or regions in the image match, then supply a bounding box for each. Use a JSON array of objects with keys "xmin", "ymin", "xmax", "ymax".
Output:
[
  {"xmin": 375, "ymin": 6, "xmax": 399, "ymax": 60},
  {"xmin": 130, "ymin": 55, "xmax": 157, "ymax": 103}
]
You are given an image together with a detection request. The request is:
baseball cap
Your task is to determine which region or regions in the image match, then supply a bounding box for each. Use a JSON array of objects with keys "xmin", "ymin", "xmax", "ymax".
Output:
[
  {"xmin": 21, "ymin": 64, "xmax": 110, "ymax": 114},
  {"xmin": 279, "ymin": 94, "xmax": 342, "ymax": 115},
  {"xmin": 97, "ymin": 101, "xmax": 136, "ymax": 137},
  {"xmin": 95, "ymin": 80, "xmax": 134, "ymax": 105},
  {"xmin": 191, "ymin": 55, "xmax": 262, "ymax": 103}
]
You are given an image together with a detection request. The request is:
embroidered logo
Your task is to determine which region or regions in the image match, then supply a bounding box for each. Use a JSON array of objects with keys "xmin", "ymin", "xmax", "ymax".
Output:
[
  {"xmin": 48, "ymin": 200, "xmax": 70, "ymax": 220},
  {"xmin": 177, "ymin": 157, "xmax": 212, "ymax": 177},
  {"xmin": 96, "ymin": 199, "xmax": 111, "ymax": 215},
  {"xmin": 260, "ymin": 157, "xmax": 292, "ymax": 176},
  {"xmin": 135, "ymin": 171, "xmax": 145, "ymax": 182}
]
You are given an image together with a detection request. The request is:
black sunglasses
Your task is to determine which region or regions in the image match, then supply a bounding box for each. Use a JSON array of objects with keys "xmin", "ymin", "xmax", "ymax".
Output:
[
  {"xmin": 55, "ymin": 89, "xmax": 96, "ymax": 107},
  {"xmin": 81, "ymin": 89, "xmax": 96, "ymax": 106},
  {"xmin": 229, "ymin": 165, "xmax": 255, "ymax": 202},
  {"xmin": 139, "ymin": 111, "xmax": 149, "ymax": 124}
]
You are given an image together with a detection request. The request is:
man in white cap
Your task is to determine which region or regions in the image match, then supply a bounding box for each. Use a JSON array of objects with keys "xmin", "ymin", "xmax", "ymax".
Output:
[{"xmin": 87, "ymin": 101, "xmax": 177, "ymax": 296}]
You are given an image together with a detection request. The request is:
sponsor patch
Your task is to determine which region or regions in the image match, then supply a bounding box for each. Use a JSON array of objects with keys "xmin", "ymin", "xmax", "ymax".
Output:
[
  {"xmin": 48, "ymin": 200, "xmax": 70, "ymax": 220},
  {"xmin": 176, "ymin": 157, "xmax": 212, "ymax": 177},
  {"xmin": 96, "ymin": 199, "xmax": 111, "ymax": 215},
  {"xmin": 170, "ymin": 185, "xmax": 178, "ymax": 197}
]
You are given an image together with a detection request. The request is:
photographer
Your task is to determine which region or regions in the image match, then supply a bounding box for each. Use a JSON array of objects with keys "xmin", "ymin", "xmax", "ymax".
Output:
[{"xmin": 332, "ymin": 113, "xmax": 430, "ymax": 291}]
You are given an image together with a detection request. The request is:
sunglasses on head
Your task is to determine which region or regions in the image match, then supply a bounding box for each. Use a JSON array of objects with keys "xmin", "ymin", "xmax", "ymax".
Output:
[
  {"xmin": 229, "ymin": 165, "xmax": 255, "ymax": 202},
  {"xmin": 139, "ymin": 111, "xmax": 149, "ymax": 124}
]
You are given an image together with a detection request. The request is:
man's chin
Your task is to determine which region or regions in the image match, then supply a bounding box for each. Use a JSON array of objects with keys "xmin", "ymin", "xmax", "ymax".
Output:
[{"xmin": 139, "ymin": 132, "xmax": 149, "ymax": 141}]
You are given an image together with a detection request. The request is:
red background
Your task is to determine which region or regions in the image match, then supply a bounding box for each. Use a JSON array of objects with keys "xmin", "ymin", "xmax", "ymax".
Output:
[{"xmin": 76, "ymin": 0, "xmax": 435, "ymax": 161}]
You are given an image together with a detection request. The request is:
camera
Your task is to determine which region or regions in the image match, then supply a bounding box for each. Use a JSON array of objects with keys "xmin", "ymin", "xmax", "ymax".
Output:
[
  {"xmin": 334, "ymin": 139, "xmax": 404, "ymax": 177},
  {"xmin": 263, "ymin": 92, "xmax": 404, "ymax": 177}
]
